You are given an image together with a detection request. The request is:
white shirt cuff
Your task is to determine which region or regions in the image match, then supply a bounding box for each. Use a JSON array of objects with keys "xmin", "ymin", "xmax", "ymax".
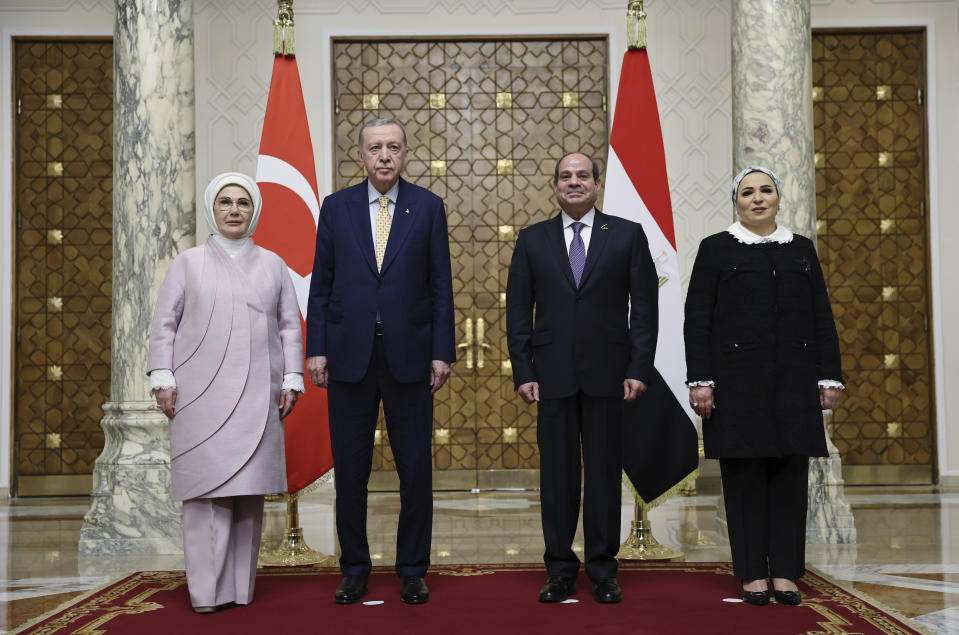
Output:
[
  {"xmin": 283, "ymin": 372, "xmax": 305, "ymax": 393},
  {"xmin": 687, "ymin": 380, "xmax": 715, "ymax": 388},
  {"xmin": 149, "ymin": 369, "xmax": 176, "ymax": 391},
  {"xmin": 818, "ymin": 380, "xmax": 845, "ymax": 390}
]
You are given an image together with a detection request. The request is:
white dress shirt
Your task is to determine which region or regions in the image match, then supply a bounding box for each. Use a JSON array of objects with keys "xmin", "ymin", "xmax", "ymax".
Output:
[{"xmin": 561, "ymin": 207, "xmax": 596, "ymax": 255}]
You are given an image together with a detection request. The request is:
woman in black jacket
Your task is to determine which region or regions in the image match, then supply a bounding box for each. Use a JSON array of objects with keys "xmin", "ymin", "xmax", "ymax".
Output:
[{"xmin": 684, "ymin": 166, "xmax": 844, "ymax": 606}]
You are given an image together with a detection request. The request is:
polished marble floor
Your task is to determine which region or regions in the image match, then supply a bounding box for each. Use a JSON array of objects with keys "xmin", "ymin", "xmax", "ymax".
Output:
[{"xmin": 2, "ymin": 483, "xmax": 957, "ymax": 633}]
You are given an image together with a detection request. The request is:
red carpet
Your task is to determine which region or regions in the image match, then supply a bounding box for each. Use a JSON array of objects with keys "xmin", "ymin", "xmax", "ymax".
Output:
[{"xmin": 16, "ymin": 562, "xmax": 924, "ymax": 634}]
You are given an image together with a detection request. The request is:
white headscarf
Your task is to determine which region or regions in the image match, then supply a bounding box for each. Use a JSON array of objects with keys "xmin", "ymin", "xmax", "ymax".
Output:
[
  {"xmin": 203, "ymin": 171, "xmax": 263, "ymax": 239},
  {"xmin": 731, "ymin": 166, "xmax": 782, "ymax": 206}
]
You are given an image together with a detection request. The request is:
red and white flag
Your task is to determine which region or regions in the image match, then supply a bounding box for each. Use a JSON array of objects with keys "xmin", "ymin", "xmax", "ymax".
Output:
[
  {"xmin": 605, "ymin": 49, "xmax": 698, "ymax": 507},
  {"xmin": 255, "ymin": 55, "xmax": 333, "ymax": 493}
]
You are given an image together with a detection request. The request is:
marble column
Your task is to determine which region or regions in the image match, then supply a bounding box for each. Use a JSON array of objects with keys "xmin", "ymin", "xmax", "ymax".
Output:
[
  {"xmin": 732, "ymin": 0, "xmax": 816, "ymax": 238},
  {"xmin": 729, "ymin": 0, "xmax": 855, "ymax": 545},
  {"xmin": 79, "ymin": 0, "xmax": 195, "ymax": 555}
]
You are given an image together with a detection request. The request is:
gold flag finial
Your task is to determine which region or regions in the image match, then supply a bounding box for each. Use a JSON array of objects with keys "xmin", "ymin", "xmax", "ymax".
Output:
[
  {"xmin": 627, "ymin": 0, "xmax": 647, "ymax": 50},
  {"xmin": 273, "ymin": 0, "xmax": 295, "ymax": 56}
]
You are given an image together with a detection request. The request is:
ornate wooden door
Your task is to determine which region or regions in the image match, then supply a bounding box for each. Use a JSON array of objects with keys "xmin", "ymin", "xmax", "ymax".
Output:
[
  {"xmin": 332, "ymin": 37, "xmax": 609, "ymax": 489},
  {"xmin": 12, "ymin": 39, "xmax": 113, "ymax": 495},
  {"xmin": 812, "ymin": 29, "xmax": 934, "ymax": 484}
]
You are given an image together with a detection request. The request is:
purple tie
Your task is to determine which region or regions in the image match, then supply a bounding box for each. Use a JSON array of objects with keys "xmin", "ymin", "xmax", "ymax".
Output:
[{"xmin": 569, "ymin": 221, "xmax": 586, "ymax": 287}]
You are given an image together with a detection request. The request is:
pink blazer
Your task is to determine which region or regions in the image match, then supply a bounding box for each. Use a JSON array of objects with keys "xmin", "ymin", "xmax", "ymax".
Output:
[{"xmin": 148, "ymin": 238, "xmax": 302, "ymax": 500}]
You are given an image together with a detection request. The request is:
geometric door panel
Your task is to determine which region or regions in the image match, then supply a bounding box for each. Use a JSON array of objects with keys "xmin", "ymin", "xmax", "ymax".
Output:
[
  {"xmin": 332, "ymin": 37, "xmax": 609, "ymax": 489},
  {"xmin": 13, "ymin": 39, "xmax": 113, "ymax": 495},
  {"xmin": 812, "ymin": 29, "xmax": 934, "ymax": 484}
]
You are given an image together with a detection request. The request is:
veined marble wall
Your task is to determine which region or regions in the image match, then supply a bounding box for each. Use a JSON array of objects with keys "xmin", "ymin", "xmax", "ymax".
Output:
[{"xmin": 1, "ymin": 0, "xmax": 957, "ymax": 488}]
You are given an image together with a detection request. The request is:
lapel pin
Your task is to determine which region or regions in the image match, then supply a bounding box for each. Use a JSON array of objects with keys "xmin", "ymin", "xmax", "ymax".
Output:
[
  {"xmin": 601, "ymin": 223, "xmax": 609, "ymax": 230},
  {"xmin": 405, "ymin": 209, "xmax": 411, "ymax": 215}
]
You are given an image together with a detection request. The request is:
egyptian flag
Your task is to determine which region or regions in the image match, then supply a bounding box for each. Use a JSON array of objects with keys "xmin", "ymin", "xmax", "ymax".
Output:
[
  {"xmin": 254, "ymin": 54, "xmax": 333, "ymax": 493},
  {"xmin": 604, "ymin": 49, "xmax": 699, "ymax": 508}
]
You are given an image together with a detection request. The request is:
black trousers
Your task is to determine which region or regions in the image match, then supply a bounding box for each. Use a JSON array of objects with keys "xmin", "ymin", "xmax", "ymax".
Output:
[
  {"xmin": 327, "ymin": 335, "xmax": 433, "ymax": 578},
  {"xmin": 719, "ymin": 456, "xmax": 809, "ymax": 581},
  {"xmin": 537, "ymin": 392, "xmax": 623, "ymax": 581}
]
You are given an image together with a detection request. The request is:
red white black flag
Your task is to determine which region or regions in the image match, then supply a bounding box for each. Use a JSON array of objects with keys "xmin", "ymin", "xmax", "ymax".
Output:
[{"xmin": 604, "ymin": 49, "xmax": 699, "ymax": 507}]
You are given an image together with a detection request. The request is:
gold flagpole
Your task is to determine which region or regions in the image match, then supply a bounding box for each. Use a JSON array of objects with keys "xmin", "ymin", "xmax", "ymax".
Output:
[
  {"xmin": 617, "ymin": 0, "xmax": 683, "ymax": 563},
  {"xmin": 257, "ymin": 0, "xmax": 334, "ymax": 567}
]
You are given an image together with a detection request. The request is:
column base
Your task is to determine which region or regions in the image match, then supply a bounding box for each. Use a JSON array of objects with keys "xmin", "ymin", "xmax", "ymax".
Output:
[
  {"xmin": 807, "ymin": 410, "xmax": 857, "ymax": 544},
  {"xmin": 78, "ymin": 401, "xmax": 183, "ymax": 555}
]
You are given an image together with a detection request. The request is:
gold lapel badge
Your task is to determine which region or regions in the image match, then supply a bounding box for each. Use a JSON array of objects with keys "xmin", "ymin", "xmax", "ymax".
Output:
[{"xmin": 405, "ymin": 209, "xmax": 411, "ymax": 214}]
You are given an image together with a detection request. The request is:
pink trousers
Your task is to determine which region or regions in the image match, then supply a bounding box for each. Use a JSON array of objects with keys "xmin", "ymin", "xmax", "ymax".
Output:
[{"xmin": 181, "ymin": 495, "xmax": 264, "ymax": 608}]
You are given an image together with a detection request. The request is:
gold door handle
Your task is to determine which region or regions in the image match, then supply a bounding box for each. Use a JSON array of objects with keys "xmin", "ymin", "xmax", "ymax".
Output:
[
  {"xmin": 456, "ymin": 317, "xmax": 474, "ymax": 369},
  {"xmin": 476, "ymin": 317, "xmax": 492, "ymax": 369}
]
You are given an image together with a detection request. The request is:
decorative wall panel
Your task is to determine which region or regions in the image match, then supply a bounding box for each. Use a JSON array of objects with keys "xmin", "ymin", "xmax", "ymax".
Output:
[
  {"xmin": 13, "ymin": 39, "xmax": 113, "ymax": 488},
  {"xmin": 813, "ymin": 30, "xmax": 933, "ymax": 476},
  {"xmin": 332, "ymin": 37, "xmax": 608, "ymax": 480}
]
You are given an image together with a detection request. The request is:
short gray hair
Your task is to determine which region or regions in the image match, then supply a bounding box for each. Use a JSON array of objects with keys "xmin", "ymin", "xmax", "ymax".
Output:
[{"xmin": 358, "ymin": 118, "xmax": 408, "ymax": 148}]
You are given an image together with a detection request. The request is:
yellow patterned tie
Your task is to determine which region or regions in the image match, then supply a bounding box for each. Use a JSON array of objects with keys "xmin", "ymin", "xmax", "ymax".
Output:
[{"xmin": 375, "ymin": 195, "xmax": 391, "ymax": 271}]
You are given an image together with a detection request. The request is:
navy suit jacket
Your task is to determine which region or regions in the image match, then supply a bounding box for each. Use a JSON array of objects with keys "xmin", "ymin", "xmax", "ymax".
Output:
[
  {"xmin": 306, "ymin": 178, "xmax": 456, "ymax": 383},
  {"xmin": 505, "ymin": 210, "xmax": 659, "ymax": 399}
]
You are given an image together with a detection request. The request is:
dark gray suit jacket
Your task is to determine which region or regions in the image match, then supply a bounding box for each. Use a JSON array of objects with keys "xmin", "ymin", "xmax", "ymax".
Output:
[{"xmin": 505, "ymin": 210, "xmax": 659, "ymax": 400}]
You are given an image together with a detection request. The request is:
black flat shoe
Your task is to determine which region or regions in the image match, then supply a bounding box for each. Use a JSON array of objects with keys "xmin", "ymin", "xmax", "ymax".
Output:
[
  {"xmin": 742, "ymin": 588, "xmax": 770, "ymax": 606},
  {"xmin": 593, "ymin": 578, "xmax": 623, "ymax": 603},
  {"xmin": 538, "ymin": 575, "xmax": 576, "ymax": 603},
  {"xmin": 773, "ymin": 589, "xmax": 801, "ymax": 605},
  {"xmin": 335, "ymin": 575, "xmax": 368, "ymax": 604},
  {"xmin": 401, "ymin": 576, "xmax": 430, "ymax": 604}
]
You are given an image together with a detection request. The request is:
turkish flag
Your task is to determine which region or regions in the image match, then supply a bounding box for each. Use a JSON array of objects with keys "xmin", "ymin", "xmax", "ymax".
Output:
[{"xmin": 255, "ymin": 55, "xmax": 333, "ymax": 493}]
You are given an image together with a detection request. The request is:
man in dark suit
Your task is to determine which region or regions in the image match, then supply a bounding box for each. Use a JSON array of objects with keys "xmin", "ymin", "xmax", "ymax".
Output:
[
  {"xmin": 506, "ymin": 152, "xmax": 659, "ymax": 604},
  {"xmin": 306, "ymin": 118, "xmax": 455, "ymax": 605}
]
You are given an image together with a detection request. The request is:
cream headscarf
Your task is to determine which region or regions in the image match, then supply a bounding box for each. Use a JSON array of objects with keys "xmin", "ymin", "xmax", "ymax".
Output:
[{"xmin": 202, "ymin": 171, "xmax": 263, "ymax": 239}]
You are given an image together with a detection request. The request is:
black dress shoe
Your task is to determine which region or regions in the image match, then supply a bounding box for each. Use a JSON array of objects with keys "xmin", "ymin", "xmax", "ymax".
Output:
[
  {"xmin": 593, "ymin": 578, "xmax": 623, "ymax": 603},
  {"xmin": 773, "ymin": 589, "xmax": 801, "ymax": 605},
  {"xmin": 401, "ymin": 576, "xmax": 430, "ymax": 604},
  {"xmin": 742, "ymin": 587, "xmax": 770, "ymax": 606},
  {"xmin": 334, "ymin": 575, "xmax": 368, "ymax": 604},
  {"xmin": 538, "ymin": 575, "xmax": 576, "ymax": 603}
]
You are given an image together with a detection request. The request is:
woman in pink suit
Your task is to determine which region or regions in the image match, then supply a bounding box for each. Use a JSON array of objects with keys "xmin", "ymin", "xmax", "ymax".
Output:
[{"xmin": 148, "ymin": 172, "xmax": 304, "ymax": 613}]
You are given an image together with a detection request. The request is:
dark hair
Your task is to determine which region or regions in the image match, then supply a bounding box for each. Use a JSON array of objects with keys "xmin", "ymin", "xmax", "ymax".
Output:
[
  {"xmin": 358, "ymin": 117, "xmax": 408, "ymax": 148},
  {"xmin": 553, "ymin": 152, "xmax": 600, "ymax": 183}
]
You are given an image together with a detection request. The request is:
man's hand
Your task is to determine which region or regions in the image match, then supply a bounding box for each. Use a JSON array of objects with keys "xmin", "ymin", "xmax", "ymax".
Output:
[
  {"xmin": 278, "ymin": 389, "xmax": 299, "ymax": 419},
  {"xmin": 307, "ymin": 356, "xmax": 328, "ymax": 387},
  {"xmin": 517, "ymin": 382, "xmax": 540, "ymax": 404},
  {"xmin": 430, "ymin": 360, "xmax": 451, "ymax": 394},
  {"xmin": 820, "ymin": 386, "xmax": 842, "ymax": 410},
  {"xmin": 623, "ymin": 379, "xmax": 647, "ymax": 402},
  {"xmin": 155, "ymin": 387, "xmax": 177, "ymax": 419},
  {"xmin": 689, "ymin": 385, "xmax": 715, "ymax": 420}
]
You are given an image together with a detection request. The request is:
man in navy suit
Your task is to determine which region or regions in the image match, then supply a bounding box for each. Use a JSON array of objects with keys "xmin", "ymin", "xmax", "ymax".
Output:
[
  {"xmin": 506, "ymin": 152, "xmax": 658, "ymax": 604},
  {"xmin": 306, "ymin": 118, "xmax": 455, "ymax": 605}
]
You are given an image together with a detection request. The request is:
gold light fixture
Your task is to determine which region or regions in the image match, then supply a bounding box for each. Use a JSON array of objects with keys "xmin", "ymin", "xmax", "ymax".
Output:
[
  {"xmin": 429, "ymin": 93, "xmax": 446, "ymax": 109},
  {"xmin": 496, "ymin": 159, "xmax": 514, "ymax": 175},
  {"xmin": 45, "ymin": 433, "xmax": 62, "ymax": 449},
  {"xmin": 434, "ymin": 428, "xmax": 450, "ymax": 445},
  {"xmin": 496, "ymin": 92, "xmax": 512, "ymax": 108},
  {"xmin": 362, "ymin": 93, "xmax": 380, "ymax": 110},
  {"xmin": 562, "ymin": 91, "xmax": 579, "ymax": 108}
]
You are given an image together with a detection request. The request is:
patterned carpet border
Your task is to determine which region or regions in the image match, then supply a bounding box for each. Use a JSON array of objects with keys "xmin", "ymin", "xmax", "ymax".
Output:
[{"xmin": 12, "ymin": 562, "xmax": 932, "ymax": 635}]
